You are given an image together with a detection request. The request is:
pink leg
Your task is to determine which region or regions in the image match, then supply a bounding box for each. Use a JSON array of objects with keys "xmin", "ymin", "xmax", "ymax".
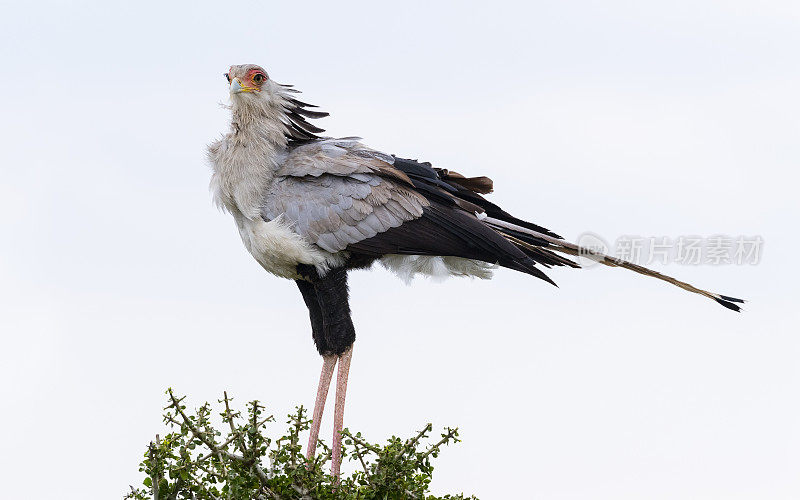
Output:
[
  {"xmin": 306, "ymin": 354, "xmax": 337, "ymax": 463},
  {"xmin": 331, "ymin": 345, "xmax": 353, "ymax": 479}
]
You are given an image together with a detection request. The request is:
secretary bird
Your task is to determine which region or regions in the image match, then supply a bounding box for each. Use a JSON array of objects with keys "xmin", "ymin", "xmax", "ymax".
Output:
[{"xmin": 208, "ymin": 64, "xmax": 743, "ymax": 478}]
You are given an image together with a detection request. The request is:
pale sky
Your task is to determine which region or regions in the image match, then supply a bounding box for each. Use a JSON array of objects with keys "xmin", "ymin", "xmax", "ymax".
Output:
[{"xmin": 1, "ymin": 1, "xmax": 798, "ymax": 498}]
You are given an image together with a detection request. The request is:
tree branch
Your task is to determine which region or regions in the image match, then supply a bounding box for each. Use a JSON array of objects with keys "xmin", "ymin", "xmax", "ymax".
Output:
[
  {"xmin": 223, "ymin": 391, "xmax": 248, "ymax": 456},
  {"xmin": 406, "ymin": 423, "xmax": 433, "ymax": 449},
  {"xmin": 166, "ymin": 389, "xmax": 282, "ymax": 499},
  {"xmin": 421, "ymin": 428, "xmax": 459, "ymax": 460},
  {"xmin": 350, "ymin": 439, "xmax": 370, "ymax": 478},
  {"xmin": 340, "ymin": 430, "xmax": 380, "ymax": 455},
  {"xmin": 149, "ymin": 435, "xmax": 160, "ymax": 500}
]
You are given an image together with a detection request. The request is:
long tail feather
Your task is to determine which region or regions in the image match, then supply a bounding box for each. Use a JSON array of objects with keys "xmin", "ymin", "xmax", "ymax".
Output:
[{"xmin": 482, "ymin": 216, "xmax": 744, "ymax": 312}]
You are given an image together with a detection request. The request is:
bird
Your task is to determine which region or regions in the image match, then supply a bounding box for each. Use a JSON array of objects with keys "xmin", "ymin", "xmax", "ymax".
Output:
[{"xmin": 208, "ymin": 63, "xmax": 743, "ymax": 478}]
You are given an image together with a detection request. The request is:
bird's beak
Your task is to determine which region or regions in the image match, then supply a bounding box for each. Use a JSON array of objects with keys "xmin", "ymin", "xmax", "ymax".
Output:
[{"xmin": 230, "ymin": 78, "xmax": 258, "ymax": 94}]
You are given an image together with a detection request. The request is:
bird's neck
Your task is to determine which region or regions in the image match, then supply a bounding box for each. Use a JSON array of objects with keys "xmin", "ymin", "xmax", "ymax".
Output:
[
  {"xmin": 210, "ymin": 99, "xmax": 290, "ymax": 219},
  {"xmin": 231, "ymin": 97, "xmax": 290, "ymax": 145}
]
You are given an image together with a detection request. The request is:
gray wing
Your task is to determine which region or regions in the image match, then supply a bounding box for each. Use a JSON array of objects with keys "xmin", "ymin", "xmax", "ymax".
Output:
[{"xmin": 264, "ymin": 139, "xmax": 429, "ymax": 253}]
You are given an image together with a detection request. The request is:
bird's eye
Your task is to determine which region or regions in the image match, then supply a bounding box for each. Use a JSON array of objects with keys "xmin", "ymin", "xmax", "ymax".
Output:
[
  {"xmin": 224, "ymin": 73, "xmax": 230, "ymax": 83},
  {"xmin": 253, "ymin": 73, "xmax": 265, "ymax": 84}
]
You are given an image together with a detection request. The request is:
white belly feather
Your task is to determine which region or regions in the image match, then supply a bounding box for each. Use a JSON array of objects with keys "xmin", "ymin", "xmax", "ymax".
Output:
[{"xmin": 380, "ymin": 255, "xmax": 496, "ymax": 283}]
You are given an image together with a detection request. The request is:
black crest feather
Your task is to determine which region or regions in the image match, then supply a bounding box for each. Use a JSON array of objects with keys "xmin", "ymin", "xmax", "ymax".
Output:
[{"xmin": 278, "ymin": 83, "xmax": 329, "ymax": 143}]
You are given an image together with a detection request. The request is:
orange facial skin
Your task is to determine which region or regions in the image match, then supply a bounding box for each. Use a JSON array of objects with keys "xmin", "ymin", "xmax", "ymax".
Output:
[{"xmin": 226, "ymin": 66, "xmax": 268, "ymax": 92}]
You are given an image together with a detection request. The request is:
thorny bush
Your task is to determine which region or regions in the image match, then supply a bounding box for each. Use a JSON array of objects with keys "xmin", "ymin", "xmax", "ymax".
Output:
[{"xmin": 125, "ymin": 389, "xmax": 477, "ymax": 500}]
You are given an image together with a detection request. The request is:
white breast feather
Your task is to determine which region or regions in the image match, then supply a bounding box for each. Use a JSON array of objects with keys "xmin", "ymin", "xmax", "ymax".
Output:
[{"xmin": 235, "ymin": 214, "xmax": 347, "ymax": 279}]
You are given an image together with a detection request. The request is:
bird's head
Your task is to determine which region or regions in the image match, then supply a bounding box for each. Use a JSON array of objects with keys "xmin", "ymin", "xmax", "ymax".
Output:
[
  {"xmin": 222, "ymin": 63, "xmax": 328, "ymax": 142},
  {"xmin": 225, "ymin": 64, "xmax": 271, "ymax": 98}
]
